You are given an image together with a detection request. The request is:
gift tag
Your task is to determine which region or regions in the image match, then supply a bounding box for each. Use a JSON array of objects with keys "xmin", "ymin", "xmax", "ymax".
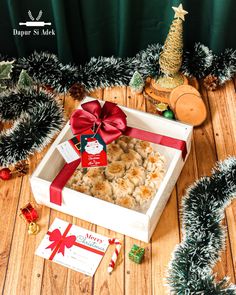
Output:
[
  {"xmin": 80, "ymin": 134, "xmax": 107, "ymax": 168},
  {"xmin": 57, "ymin": 129, "xmax": 94, "ymax": 163},
  {"xmin": 57, "ymin": 135, "xmax": 81, "ymax": 163}
]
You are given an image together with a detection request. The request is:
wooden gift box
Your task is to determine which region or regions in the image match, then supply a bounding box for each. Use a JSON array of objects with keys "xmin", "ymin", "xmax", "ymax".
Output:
[{"xmin": 30, "ymin": 97, "xmax": 193, "ymax": 242}]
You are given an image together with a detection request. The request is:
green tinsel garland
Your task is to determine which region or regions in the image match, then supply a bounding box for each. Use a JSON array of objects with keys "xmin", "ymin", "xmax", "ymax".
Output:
[
  {"xmin": 168, "ymin": 157, "xmax": 236, "ymax": 294},
  {"xmin": 2, "ymin": 42, "xmax": 235, "ymax": 95}
]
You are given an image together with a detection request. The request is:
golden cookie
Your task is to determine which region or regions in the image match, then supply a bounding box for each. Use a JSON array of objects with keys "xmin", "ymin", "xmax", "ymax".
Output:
[
  {"xmin": 120, "ymin": 150, "xmax": 142, "ymax": 169},
  {"xmin": 117, "ymin": 136, "xmax": 136, "ymax": 151},
  {"xmin": 135, "ymin": 140, "xmax": 153, "ymax": 159},
  {"xmin": 115, "ymin": 196, "xmax": 136, "ymax": 209},
  {"xmin": 107, "ymin": 143, "xmax": 124, "ymax": 162},
  {"xmin": 125, "ymin": 167, "xmax": 146, "ymax": 186},
  {"xmin": 71, "ymin": 183, "xmax": 91, "ymax": 195},
  {"xmin": 111, "ymin": 178, "xmax": 135, "ymax": 198},
  {"xmin": 91, "ymin": 180, "xmax": 113, "ymax": 201},
  {"xmin": 105, "ymin": 161, "xmax": 125, "ymax": 180},
  {"xmin": 145, "ymin": 169, "xmax": 165, "ymax": 189},
  {"xmin": 133, "ymin": 185, "xmax": 155, "ymax": 206},
  {"xmin": 83, "ymin": 167, "xmax": 104, "ymax": 186}
]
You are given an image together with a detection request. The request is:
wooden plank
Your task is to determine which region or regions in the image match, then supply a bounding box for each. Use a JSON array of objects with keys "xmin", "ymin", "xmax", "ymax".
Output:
[
  {"xmin": 93, "ymin": 229, "xmax": 124, "ymax": 295},
  {"xmin": 93, "ymin": 87, "xmax": 125, "ymax": 295},
  {"xmin": 89, "ymin": 89, "xmax": 104, "ymax": 100},
  {"xmin": 151, "ymin": 190, "xmax": 180, "ymax": 294},
  {"xmin": 124, "ymin": 89, "xmax": 152, "ymax": 295},
  {"xmin": 66, "ymin": 217, "xmax": 96, "ymax": 295},
  {"xmin": 3, "ymin": 95, "xmax": 65, "ymax": 295},
  {"xmin": 0, "ymin": 177, "xmax": 22, "ymax": 293},
  {"xmin": 3, "ymin": 153, "xmax": 50, "ymax": 295},
  {"xmin": 40, "ymin": 93, "xmax": 73, "ymax": 294},
  {"xmin": 176, "ymin": 139, "xmax": 198, "ymax": 231},
  {"xmin": 145, "ymin": 97, "xmax": 180, "ymax": 294},
  {"xmin": 205, "ymin": 81, "xmax": 236, "ymax": 282},
  {"xmin": 41, "ymin": 210, "xmax": 72, "ymax": 295},
  {"xmin": 102, "ymin": 86, "xmax": 127, "ymax": 106},
  {"xmin": 126, "ymin": 87, "xmax": 146, "ymax": 111}
]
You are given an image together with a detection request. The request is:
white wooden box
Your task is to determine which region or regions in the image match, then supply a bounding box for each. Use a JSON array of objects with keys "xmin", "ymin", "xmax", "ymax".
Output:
[{"xmin": 30, "ymin": 97, "xmax": 193, "ymax": 242}]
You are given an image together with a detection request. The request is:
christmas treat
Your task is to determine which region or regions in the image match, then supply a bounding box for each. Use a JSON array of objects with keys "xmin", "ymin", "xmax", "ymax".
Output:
[
  {"xmin": 83, "ymin": 167, "xmax": 104, "ymax": 186},
  {"xmin": 145, "ymin": 169, "xmax": 165, "ymax": 189},
  {"xmin": 107, "ymin": 143, "xmax": 124, "ymax": 162},
  {"xmin": 108, "ymin": 238, "xmax": 122, "ymax": 273},
  {"xmin": 144, "ymin": 152, "xmax": 165, "ymax": 172},
  {"xmin": 133, "ymin": 185, "xmax": 155, "ymax": 207},
  {"xmin": 66, "ymin": 137, "xmax": 166, "ymax": 212},
  {"xmin": 66, "ymin": 169, "xmax": 84, "ymax": 187},
  {"xmin": 115, "ymin": 196, "xmax": 136, "ymax": 210},
  {"xmin": 111, "ymin": 178, "xmax": 135, "ymax": 198},
  {"xmin": 116, "ymin": 136, "xmax": 136, "ymax": 151},
  {"xmin": 91, "ymin": 180, "xmax": 113, "ymax": 201},
  {"xmin": 128, "ymin": 244, "xmax": 145, "ymax": 264},
  {"xmin": 120, "ymin": 150, "xmax": 142, "ymax": 169},
  {"xmin": 105, "ymin": 161, "xmax": 126, "ymax": 180},
  {"xmin": 125, "ymin": 167, "xmax": 146, "ymax": 186},
  {"xmin": 71, "ymin": 183, "xmax": 91, "ymax": 195},
  {"xmin": 134, "ymin": 141, "xmax": 153, "ymax": 158}
]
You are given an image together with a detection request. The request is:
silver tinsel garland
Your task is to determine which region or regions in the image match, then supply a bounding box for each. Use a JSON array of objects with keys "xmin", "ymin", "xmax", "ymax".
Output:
[
  {"xmin": 5, "ymin": 42, "xmax": 235, "ymax": 94},
  {"xmin": 168, "ymin": 157, "xmax": 236, "ymax": 294}
]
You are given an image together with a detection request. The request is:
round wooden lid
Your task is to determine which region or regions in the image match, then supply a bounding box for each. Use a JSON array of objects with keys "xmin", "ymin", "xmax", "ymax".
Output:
[
  {"xmin": 175, "ymin": 93, "xmax": 207, "ymax": 126},
  {"xmin": 170, "ymin": 85, "xmax": 200, "ymax": 110},
  {"xmin": 144, "ymin": 85, "xmax": 170, "ymax": 104}
]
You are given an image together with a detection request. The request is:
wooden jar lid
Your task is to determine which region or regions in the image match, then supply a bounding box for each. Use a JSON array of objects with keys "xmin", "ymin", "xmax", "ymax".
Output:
[
  {"xmin": 170, "ymin": 85, "xmax": 200, "ymax": 110},
  {"xmin": 175, "ymin": 93, "xmax": 207, "ymax": 126}
]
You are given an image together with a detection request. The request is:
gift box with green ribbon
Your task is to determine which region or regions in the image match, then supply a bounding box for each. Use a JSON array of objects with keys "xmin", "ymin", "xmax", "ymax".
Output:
[{"xmin": 128, "ymin": 244, "xmax": 145, "ymax": 264}]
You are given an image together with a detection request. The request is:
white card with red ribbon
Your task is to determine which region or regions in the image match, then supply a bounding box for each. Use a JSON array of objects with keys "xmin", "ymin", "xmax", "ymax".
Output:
[{"xmin": 35, "ymin": 218, "xmax": 110, "ymax": 276}]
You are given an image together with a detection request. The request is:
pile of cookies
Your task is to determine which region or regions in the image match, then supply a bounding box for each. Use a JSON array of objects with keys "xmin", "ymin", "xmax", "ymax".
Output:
[{"xmin": 66, "ymin": 136, "xmax": 166, "ymax": 212}]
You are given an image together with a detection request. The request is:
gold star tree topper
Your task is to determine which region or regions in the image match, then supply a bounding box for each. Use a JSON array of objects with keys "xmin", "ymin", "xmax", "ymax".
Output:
[{"xmin": 172, "ymin": 4, "xmax": 188, "ymax": 21}]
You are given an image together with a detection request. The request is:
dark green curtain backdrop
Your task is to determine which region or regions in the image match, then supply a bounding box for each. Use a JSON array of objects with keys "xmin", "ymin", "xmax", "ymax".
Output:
[{"xmin": 0, "ymin": 0, "xmax": 235, "ymax": 63}]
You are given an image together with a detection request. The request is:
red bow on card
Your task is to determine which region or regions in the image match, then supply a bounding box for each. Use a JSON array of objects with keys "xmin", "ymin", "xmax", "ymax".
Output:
[
  {"xmin": 46, "ymin": 228, "xmax": 76, "ymax": 257},
  {"xmin": 70, "ymin": 100, "xmax": 127, "ymax": 144}
]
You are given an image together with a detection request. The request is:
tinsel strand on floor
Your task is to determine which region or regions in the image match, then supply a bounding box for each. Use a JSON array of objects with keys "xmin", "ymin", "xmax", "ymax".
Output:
[{"xmin": 168, "ymin": 157, "xmax": 236, "ymax": 294}]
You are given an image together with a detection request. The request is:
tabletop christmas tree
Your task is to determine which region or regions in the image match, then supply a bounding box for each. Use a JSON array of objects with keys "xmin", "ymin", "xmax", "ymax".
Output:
[
  {"xmin": 129, "ymin": 71, "xmax": 145, "ymax": 94},
  {"xmin": 157, "ymin": 4, "xmax": 188, "ymax": 88}
]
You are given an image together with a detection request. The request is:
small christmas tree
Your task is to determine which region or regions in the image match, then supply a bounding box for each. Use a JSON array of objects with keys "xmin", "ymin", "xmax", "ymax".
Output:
[
  {"xmin": 17, "ymin": 69, "xmax": 33, "ymax": 89},
  {"xmin": 129, "ymin": 71, "xmax": 144, "ymax": 93},
  {"xmin": 0, "ymin": 60, "xmax": 14, "ymax": 91},
  {"xmin": 157, "ymin": 4, "xmax": 188, "ymax": 88}
]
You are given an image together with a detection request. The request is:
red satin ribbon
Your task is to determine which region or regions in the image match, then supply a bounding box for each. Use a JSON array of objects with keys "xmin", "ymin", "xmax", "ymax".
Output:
[
  {"xmin": 70, "ymin": 100, "xmax": 127, "ymax": 144},
  {"xmin": 50, "ymin": 159, "xmax": 81, "ymax": 206},
  {"xmin": 49, "ymin": 100, "xmax": 188, "ymax": 206},
  {"xmin": 124, "ymin": 127, "xmax": 187, "ymax": 159},
  {"xmin": 47, "ymin": 224, "xmax": 76, "ymax": 260}
]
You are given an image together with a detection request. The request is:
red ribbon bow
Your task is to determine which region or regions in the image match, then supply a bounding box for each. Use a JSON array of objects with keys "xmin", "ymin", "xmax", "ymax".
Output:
[
  {"xmin": 46, "ymin": 226, "xmax": 76, "ymax": 259},
  {"xmin": 70, "ymin": 100, "xmax": 127, "ymax": 144}
]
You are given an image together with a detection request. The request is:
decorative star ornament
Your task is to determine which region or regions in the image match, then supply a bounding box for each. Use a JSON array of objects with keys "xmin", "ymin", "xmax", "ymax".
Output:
[{"xmin": 172, "ymin": 4, "xmax": 188, "ymax": 21}]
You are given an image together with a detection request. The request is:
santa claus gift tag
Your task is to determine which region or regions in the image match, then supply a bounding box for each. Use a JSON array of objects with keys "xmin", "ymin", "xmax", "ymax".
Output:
[{"xmin": 80, "ymin": 134, "xmax": 107, "ymax": 168}]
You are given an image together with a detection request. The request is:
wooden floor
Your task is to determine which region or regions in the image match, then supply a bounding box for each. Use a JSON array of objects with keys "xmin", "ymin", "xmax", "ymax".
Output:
[{"xmin": 0, "ymin": 78, "xmax": 236, "ymax": 295}]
